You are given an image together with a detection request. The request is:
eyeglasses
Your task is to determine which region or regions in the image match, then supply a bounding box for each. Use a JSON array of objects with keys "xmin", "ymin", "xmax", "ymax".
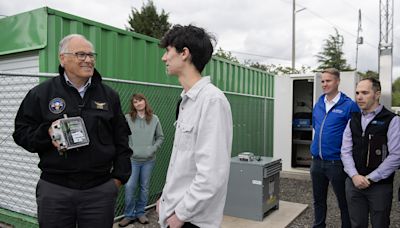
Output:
[{"xmin": 63, "ymin": 52, "xmax": 97, "ymax": 61}]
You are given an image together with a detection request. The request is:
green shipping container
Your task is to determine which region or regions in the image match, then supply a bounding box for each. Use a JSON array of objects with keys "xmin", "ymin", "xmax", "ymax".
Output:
[{"xmin": 0, "ymin": 7, "xmax": 274, "ymax": 227}]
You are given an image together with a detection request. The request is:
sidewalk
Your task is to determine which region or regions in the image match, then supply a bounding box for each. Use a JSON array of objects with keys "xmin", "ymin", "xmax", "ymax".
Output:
[
  {"xmin": 113, "ymin": 200, "xmax": 307, "ymax": 228},
  {"xmin": 222, "ymin": 200, "xmax": 307, "ymax": 228}
]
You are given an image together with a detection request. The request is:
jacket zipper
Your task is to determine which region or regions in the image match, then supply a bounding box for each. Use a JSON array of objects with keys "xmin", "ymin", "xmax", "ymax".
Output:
[
  {"xmin": 366, "ymin": 134, "xmax": 372, "ymax": 167},
  {"xmin": 318, "ymin": 112, "xmax": 328, "ymax": 159},
  {"xmin": 318, "ymin": 97, "xmax": 341, "ymax": 160}
]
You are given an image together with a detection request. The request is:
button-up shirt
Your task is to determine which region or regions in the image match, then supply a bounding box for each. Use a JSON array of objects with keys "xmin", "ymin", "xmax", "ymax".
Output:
[
  {"xmin": 341, "ymin": 104, "xmax": 400, "ymax": 182},
  {"xmin": 158, "ymin": 76, "xmax": 233, "ymax": 228},
  {"xmin": 64, "ymin": 73, "xmax": 91, "ymax": 98},
  {"xmin": 324, "ymin": 92, "xmax": 341, "ymax": 113}
]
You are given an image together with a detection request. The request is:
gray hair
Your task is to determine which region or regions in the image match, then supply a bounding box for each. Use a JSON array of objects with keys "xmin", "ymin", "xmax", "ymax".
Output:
[{"xmin": 58, "ymin": 34, "xmax": 94, "ymax": 54}]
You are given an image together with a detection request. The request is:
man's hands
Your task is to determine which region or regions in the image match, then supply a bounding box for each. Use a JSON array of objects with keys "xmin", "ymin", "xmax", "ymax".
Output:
[
  {"xmin": 48, "ymin": 120, "xmax": 61, "ymax": 150},
  {"xmin": 167, "ymin": 213, "xmax": 184, "ymax": 228},
  {"xmin": 156, "ymin": 199, "xmax": 185, "ymax": 228},
  {"xmin": 114, "ymin": 179, "xmax": 122, "ymax": 188},
  {"xmin": 352, "ymin": 174, "xmax": 371, "ymax": 189}
]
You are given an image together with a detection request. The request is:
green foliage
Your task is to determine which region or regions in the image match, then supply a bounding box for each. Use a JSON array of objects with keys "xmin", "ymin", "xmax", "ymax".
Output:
[
  {"xmin": 244, "ymin": 60, "xmax": 311, "ymax": 75},
  {"xmin": 213, "ymin": 48, "xmax": 240, "ymax": 63},
  {"xmin": 315, "ymin": 28, "xmax": 352, "ymax": 71},
  {"xmin": 392, "ymin": 92, "xmax": 400, "ymax": 106},
  {"xmin": 392, "ymin": 77, "xmax": 400, "ymax": 106},
  {"xmin": 126, "ymin": 0, "xmax": 171, "ymax": 39},
  {"xmin": 358, "ymin": 70, "xmax": 379, "ymax": 79}
]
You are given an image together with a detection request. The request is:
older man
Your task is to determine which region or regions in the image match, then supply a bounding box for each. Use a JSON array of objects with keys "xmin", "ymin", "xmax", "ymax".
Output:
[
  {"xmin": 341, "ymin": 78, "xmax": 400, "ymax": 228},
  {"xmin": 13, "ymin": 34, "xmax": 132, "ymax": 227}
]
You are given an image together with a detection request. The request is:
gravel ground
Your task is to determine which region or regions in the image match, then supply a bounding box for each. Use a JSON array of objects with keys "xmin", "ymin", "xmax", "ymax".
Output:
[
  {"xmin": 115, "ymin": 171, "xmax": 400, "ymax": 228},
  {"xmin": 283, "ymin": 170, "xmax": 400, "ymax": 228}
]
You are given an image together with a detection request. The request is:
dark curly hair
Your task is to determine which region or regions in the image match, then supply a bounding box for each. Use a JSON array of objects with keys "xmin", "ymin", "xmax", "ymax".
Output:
[{"xmin": 159, "ymin": 24, "xmax": 215, "ymax": 73}]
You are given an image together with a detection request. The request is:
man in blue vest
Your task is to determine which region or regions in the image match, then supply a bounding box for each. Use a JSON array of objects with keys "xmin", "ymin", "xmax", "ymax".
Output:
[
  {"xmin": 341, "ymin": 78, "xmax": 400, "ymax": 228},
  {"xmin": 310, "ymin": 68, "xmax": 359, "ymax": 228}
]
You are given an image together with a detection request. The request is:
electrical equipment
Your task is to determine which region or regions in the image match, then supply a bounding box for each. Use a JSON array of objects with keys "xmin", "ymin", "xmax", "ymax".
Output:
[
  {"xmin": 224, "ymin": 156, "xmax": 282, "ymax": 221},
  {"xmin": 50, "ymin": 115, "xmax": 90, "ymax": 152},
  {"xmin": 238, "ymin": 152, "xmax": 255, "ymax": 161}
]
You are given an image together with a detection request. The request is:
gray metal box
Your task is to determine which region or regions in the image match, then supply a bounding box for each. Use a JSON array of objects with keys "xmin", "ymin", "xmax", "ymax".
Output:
[{"xmin": 224, "ymin": 156, "xmax": 282, "ymax": 221}]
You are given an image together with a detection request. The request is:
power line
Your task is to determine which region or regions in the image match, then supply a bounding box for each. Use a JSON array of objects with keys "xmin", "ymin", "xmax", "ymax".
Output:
[
  {"xmin": 302, "ymin": 7, "xmax": 377, "ymax": 50},
  {"xmin": 338, "ymin": 0, "xmax": 400, "ymax": 46},
  {"xmin": 228, "ymin": 50, "xmax": 291, "ymax": 62},
  {"xmin": 281, "ymin": 0, "xmax": 378, "ymax": 50},
  {"xmin": 224, "ymin": 49, "xmax": 311, "ymax": 67},
  {"xmin": 338, "ymin": 0, "xmax": 379, "ymax": 27}
]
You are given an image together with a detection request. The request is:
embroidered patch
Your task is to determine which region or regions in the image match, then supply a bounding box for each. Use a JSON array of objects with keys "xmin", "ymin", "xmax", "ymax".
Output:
[
  {"xmin": 49, "ymin": 98, "xmax": 66, "ymax": 114},
  {"xmin": 371, "ymin": 120, "xmax": 385, "ymax": 125},
  {"xmin": 92, "ymin": 101, "xmax": 108, "ymax": 110},
  {"xmin": 332, "ymin": 108, "xmax": 343, "ymax": 114}
]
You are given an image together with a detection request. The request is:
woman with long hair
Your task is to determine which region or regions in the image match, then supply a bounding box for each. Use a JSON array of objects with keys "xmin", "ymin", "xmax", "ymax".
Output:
[{"xmin": 119, "ymin": 93, "xmax": 164, "ymax": 227}]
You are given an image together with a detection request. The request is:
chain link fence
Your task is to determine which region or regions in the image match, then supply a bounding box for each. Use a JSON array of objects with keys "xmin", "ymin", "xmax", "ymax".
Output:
[
  {"xmin": 0, "ymin": 72, "xmax": 181, "ymax": 227},
  {"xmin": 0, "ymin": 71, "xmax": 274, "ymax": 227}
]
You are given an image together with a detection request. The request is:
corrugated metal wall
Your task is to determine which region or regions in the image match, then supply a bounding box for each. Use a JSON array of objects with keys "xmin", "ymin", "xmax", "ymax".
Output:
[
  {"xmin": 0, "ymin": 53, "xmax": 41, "ymax": 218},
  {"xmin": 38, "ymin": 7, "xmax": 275, "ymax": 155}
]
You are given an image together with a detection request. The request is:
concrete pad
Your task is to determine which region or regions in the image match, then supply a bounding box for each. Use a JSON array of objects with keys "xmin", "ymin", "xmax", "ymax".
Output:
[
  {"xmin": 281, "ymin": 169, "xmax": 311, "ymax": 180},
  {"xmin": 221, "ymin": 201, "xmax": 308, "ymax": 228}
]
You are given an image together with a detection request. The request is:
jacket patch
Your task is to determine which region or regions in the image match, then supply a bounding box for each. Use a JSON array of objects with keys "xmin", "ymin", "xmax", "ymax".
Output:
[
  {"xmin": 332, "ymin": 108, "xmax": 343, "ymax": 114},
  {"xmin": 49, "ymin": 98, "xmax": 66, "ymax": 114},
  {"xmin": 92, "ymin": 101, "xmax": 108, "ymax": 110},
  {"xmin": 371, "ymin": 120, "xmax": 385, "ymax": 125}
]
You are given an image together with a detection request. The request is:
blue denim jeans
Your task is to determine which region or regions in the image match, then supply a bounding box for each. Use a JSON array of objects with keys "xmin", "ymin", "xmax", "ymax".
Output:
[
  {"xmin": 124, "ymin": 159, "xmax": 155, "ymax": 220},
  {"xmin": 310, "ymin": 159, "xmax": 351, "ymax": 228}
]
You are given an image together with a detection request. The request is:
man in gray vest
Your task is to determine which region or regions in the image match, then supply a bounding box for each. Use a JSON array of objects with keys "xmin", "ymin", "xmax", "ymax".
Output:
[{"xmin": 341, "ymin": 78, "xmax": 400, "ymax": 228}]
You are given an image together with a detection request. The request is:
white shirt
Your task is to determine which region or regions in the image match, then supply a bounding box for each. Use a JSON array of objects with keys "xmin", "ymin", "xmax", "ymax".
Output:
[
  {"xmin": 158, "ymin": 76, "xmax": 233, "ymax": 228},
  {"xmin": 324, "ymin": 92, "xmax": 341, "ymax": 113},
  {"xmin": 64, "ymin": 73, "xmax": 92, "ymax": 98}
]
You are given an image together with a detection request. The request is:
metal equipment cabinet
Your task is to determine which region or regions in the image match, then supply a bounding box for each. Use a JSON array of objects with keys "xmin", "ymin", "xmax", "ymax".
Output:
[
  {"xmin": 224, "ymin": 156, "xmax": 282, "ymax": 221},
  {"xmin": 274, "ymin": 72, "xmax": 359, "ymax": 171}
]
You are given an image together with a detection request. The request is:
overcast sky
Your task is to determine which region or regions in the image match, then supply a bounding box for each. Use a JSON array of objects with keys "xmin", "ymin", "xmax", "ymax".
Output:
[{"xmin": 1, "ymin": 0, "xmax": 400, "ymax": 80}]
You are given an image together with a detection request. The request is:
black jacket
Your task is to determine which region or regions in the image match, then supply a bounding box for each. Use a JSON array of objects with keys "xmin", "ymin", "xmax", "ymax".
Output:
[
  {"xmin": 13, "ymin": 65, "xmax": 132, "ymax": 189},
  {"xmin": 350, "ymin": 107, "xmax": 396, "ymax": 184}
]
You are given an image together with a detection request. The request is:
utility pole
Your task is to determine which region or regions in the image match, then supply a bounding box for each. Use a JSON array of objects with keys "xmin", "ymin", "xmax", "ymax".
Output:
[
  {"xmin": 292, "ymin": 0, "xmax": 296, "ymax": 73},
  {"xmin": 379, "ymin": 0, "xmax": 393, "ymax": 108},
  {"xmin": 291, "ymin": 0, "xmax": 305, "ymax": 74},
  {"xmin": 355, "ymin": 9, "xmax": 363, "ymax": 70}
]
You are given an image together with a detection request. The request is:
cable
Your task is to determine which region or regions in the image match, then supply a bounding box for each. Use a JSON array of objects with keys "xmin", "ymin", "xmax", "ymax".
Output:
[
  {"xmin": 228, "ymin": 50, "xmax": 291, "ymax": 62},
  {"xmin": 280, "ymin": 0, "xmax": 378, "ymax": 50},
  {"xmin": 338, "ymin": 0, "xmax": 379, "ymax": 27},
  {"xmin": 224, "ymin": 49, "xmax": 311, "ymax": 67}
]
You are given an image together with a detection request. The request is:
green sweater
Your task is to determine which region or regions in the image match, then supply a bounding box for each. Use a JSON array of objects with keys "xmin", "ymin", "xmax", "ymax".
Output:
[{"xmin": 125, "ymin": 114, "xmax": 164, "ymax": 162}]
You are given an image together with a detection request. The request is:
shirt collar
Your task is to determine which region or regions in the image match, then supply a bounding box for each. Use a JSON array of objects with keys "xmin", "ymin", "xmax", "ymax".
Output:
[
  {"xmin": 64, "ymin": 73, "xmax": 92, "ymax": 90},
  {"xmin": 324, "ymin": 92, "xmax": 341, "ymax": 104},
  {"xmin": 362, "ymin": 104, "xmax": 383, "ymax": 116},
  {"xmin": 180, "ymin": 76, "xmax": 211, "ymax": 100}
]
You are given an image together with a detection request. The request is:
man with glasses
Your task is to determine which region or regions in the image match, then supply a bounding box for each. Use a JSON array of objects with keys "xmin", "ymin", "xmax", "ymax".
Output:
[{"xmin": 13, "ymin": 34, "xmax": 132, "ymax": 227}]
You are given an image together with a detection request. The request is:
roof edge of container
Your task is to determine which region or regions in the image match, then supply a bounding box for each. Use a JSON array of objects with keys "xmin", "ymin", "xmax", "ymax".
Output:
[
  {"xmin": 0, "ymin": 7, "xmax": 48, "ymax": 56},
  {"xmin": 46, "ymin": 7, "xmax": 160, "ymax": 43}
]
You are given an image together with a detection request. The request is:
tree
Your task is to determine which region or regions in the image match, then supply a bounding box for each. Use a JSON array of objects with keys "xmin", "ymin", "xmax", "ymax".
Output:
[
  {"xmin": 392, "ymin": 77, "xmax": 400, "ymax": 106},
  {"xmin": 126, "ymin": 0, "xmax": 171, "ymax": 39},
  {"xmin": 315, "ymin": 28, "xmax": 352, "ymax": 71},
  {"xmin": 358, "ymin": 70, "xmax": 379, "ymax": 79},
  {"xmin": 244, "ymin": 60, "xmax": 311, "ymax": 75},
  {"xmin": 213, "ymin": 48, "xmax": 240, "ymax": 63}
]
